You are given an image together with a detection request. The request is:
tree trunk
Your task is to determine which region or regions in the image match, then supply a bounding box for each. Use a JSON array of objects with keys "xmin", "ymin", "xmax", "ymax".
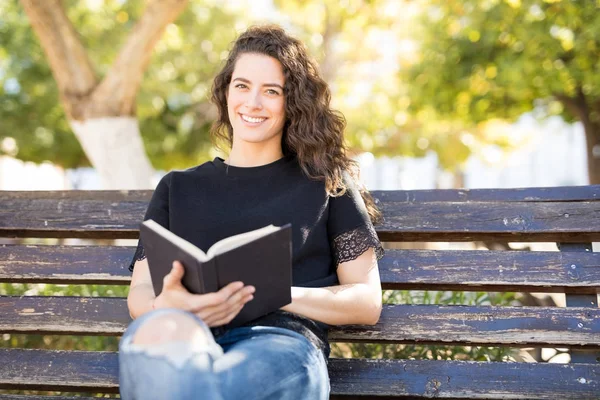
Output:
[
  {"xmin": 582, "ymin": 120, "xmax": 600, "ymax": 185},
  {"xmin": 554, "ymin": 90, "xmax": 600, "ymax": 185},
  {"xmin": 69, "ymin": 117, "xmax": 154, "ymax": 189},
  {"xmin": 20, "ymin": 0, "xmax": 189, "ymax": 189}
]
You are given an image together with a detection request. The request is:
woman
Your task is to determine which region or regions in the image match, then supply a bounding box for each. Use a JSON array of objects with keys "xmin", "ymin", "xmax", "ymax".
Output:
[{"xmin": 120, "ymin": 24, "xmax": 384, "ymax": 400}]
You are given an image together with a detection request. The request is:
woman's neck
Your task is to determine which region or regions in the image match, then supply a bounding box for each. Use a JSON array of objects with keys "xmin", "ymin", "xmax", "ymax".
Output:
[{"xmin": 225, "ymin": 144, "xmax": 284, "ymax": 167}]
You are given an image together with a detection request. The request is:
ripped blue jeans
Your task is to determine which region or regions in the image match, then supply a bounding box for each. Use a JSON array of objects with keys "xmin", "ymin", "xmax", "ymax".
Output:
[{"xmin": 118, "ymin": 308, "xmax": 330, "ymax": 400}]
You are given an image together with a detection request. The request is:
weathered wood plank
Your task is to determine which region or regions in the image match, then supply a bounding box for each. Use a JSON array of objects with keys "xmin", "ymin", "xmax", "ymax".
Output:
[
  {"xmin": 2, "ymin": 185, "xmax": 598, "ymax": 203},
  {"xmin": 379, "ymin": 249, "xmax": 600, "ymax": 294},
  {"xmin": 330, "ymin": 304, "xmax": 600, "ymax": 348},
  {"xmin": 0, "ymin": 244, "xmax": 133, "ymax": 285},
  {"xmin": 0, "ymin": 296, "xmax": 130, "ymax": 336},
  {"xmin": 3, "ymin": 297, "xmax": 599, "ymax": 348},
  {"xmin": 3, "ymin": 246, "xmax": 599, "ymax": 294},
  {"xmin": 0, "ymin": 195, "xmax": 148, "ymax": 239},
  {"xmin": 377, "ymin": 201, "xmax": 600, "ymax": 242},
  {"xmin": 2, "ymin": 191, "xmax": 600, "ymax": 242},
  {"xmin": 0, "ymin": 349, "xmax": 119, "ymax": 392},
  {"xmin": 328, "ymin": 358, "xmax": 600, "ymax": 399},
  {"xmin": 0, "ymin": 349, "xmax": 598, "ymax": 399},
  {"xmin": 373, "ymin": 185, "xmax": 600, "ymax": 203}
]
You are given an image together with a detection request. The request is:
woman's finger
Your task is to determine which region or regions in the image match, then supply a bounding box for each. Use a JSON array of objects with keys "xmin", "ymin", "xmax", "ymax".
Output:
[
  {"xmin": 206, "ymin": 301, "xmax": 246, "ymax": 327},
  {"xmin": 190, "ymin": 282, "xmax": 251, "ymax": 312},
  {"xmin": 201, "ymin": 293, "xmax": 254, "ymax": 326},
  {"xmin": 192, "ymin": 281, "xmax": 245, "ymax": 309},
  {"xmin": 191, "ymin": 285, "xmax": 253, "ymax": 319},
  {"xmin": 162, "ymin": 261, "xmax": 185, "ymax": 289}
]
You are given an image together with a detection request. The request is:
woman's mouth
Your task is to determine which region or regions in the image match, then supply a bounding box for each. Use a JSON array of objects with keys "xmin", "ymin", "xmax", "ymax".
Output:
[{"xmin": 240, "ymin": 113, "xmax": 267, "ymax": 125}]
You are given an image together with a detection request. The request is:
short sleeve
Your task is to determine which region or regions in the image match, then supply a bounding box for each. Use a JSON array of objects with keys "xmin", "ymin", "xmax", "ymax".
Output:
[
  {"xmin": 129, "ymin": 173, "xmax": 171, "ymax": 272},
  {"xmin": 327, "ymin": 173, "xmax": 384, "ymax": 267}
]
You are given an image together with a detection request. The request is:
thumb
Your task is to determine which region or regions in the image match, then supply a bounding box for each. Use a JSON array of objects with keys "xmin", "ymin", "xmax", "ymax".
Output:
[{"xmin": 163, "ymin": 261, "xmax": 185, "ymax": 288}]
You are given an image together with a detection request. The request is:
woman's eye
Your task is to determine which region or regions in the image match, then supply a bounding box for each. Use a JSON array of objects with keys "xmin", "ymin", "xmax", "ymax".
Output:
[
  {"xmin": 267, "ymin": 89, "xmax": 280, "ymax": 95},
  {"xmin": 235, "ymin": 84, "xmax": 248, "ymax": 89}
]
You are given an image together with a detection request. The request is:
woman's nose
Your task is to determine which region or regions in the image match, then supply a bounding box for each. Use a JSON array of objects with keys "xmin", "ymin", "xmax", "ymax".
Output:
[{"xmin": 245, "ymin": 91, "xmax": 262, "ymax": 109}]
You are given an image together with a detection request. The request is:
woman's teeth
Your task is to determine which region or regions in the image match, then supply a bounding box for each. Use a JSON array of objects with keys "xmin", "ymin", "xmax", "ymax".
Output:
[{"xmin": 241, "ymin": 114, "xmax": 266, "ymax": 123}]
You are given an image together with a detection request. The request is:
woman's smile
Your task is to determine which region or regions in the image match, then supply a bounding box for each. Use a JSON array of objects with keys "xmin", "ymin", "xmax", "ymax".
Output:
[{"xmin": 239, "ymin": 113, "xmax": 267, "ymax": 125}]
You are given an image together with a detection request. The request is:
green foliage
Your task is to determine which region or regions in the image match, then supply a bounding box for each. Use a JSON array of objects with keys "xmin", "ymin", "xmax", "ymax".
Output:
[
  {"xmin": 0, "ymin": 0, "xmax": 239, "ymax": 169},
  {"xmin": 3, "ymin": 0, "xmax": 567, "ymax": 173},
  {"xmin": 405, "ymin": 0, "xmax": 600, "ymax": 125},
  {"xmin": 0, "ymin": 0, "xmax": 85, "ymax": 167},
  {"xmin": 271, "ymin": 0, "xmax": 514, "ymax": 170}
]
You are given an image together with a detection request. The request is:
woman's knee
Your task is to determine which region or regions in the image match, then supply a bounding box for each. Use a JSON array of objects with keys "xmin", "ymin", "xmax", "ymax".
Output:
[
  {"xmin": 131, "ymin": 311, "xmax": 207, "ymax": 347},
  {"xmin": 120, "ymin": 310, "xmax": 224, "ymax": 371}
]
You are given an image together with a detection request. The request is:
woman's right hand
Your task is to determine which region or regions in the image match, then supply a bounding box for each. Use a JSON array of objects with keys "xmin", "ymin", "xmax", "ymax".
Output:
[{"xmin": 153, "ymin": 261, "xmax": 255, "ymax": 327}]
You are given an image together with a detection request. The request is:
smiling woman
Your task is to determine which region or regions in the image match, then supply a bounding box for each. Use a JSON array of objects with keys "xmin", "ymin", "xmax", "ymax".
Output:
[{"xmin": 121, "ymin": 25, "xmax": 384, "ymax": 400}]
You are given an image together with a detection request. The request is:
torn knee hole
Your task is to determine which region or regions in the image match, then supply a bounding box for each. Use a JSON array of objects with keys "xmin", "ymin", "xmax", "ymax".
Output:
[
  {"xmin": 123, "ymin": 313, "xmax": 223, "ymax": 369},
  {"xmin": 131, "ymin": 313, "xmax": 208, "ymax": 347}
]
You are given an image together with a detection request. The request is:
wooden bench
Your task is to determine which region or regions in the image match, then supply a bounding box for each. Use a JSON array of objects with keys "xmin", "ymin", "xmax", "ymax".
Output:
[{"xmin": 1, "ymin": 185, "xmax": 599, "ymax": 399}]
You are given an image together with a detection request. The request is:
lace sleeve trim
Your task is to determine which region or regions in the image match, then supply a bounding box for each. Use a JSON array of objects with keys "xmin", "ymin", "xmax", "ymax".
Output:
[
  {"xmin": 331, "ymin": 224, "xmax": 385, "ymax": 266},
  {"xmin": 129, "ymin": 241, "xmax": 147, "ymax": 272}
]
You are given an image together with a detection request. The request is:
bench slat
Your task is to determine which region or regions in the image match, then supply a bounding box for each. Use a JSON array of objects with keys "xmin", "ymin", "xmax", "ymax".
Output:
[
  {"xmin": 2, "ymin": 185, "xmax": 598, "ymax": 203},
  {"xmin": 328, "ymin": 358, "xmax": 600, "ymax": 399},
  {"xmin": 331, "ymin": 304, "xmax": 600, "ymax": 347},
  {"xmin": 0, "ymin": 194, "xmax": 147, "ymax": 239},
  {"xmin": 377, "ymin": 201, "xmax": 600, "ymax": 242},
  {"xmin": 0, "ymin": 349, "xmax": 118, "ymax": 392},
  {"xmin": 0, "ymin": 244, "xmax": 133, "ymax": 285},
  {"xmin": 3, "ymin": 297, "xmax": 599, "ymax": 348},
  {"xmin": 0, "ymin": 349, "xmax": 598, "ymax": 399},
  {"xmin": 374, "ymin": 185, "xmax": 600, "ymax": 203},
  {"xmin": 2, "ymin": 191, "xmax": 600, "ymax": 242},
  {"xmin": 3, "ymin": 245, "xmax": 599, "ymax": 293},
  {"xmin": 380, "ymin": 249, "xmax": 600, "ymax": 294}
]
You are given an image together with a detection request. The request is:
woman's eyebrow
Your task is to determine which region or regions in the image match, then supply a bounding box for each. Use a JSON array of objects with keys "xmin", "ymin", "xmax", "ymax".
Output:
[{"xmin": 232, "ymin": 77, "xmax": 284, "ymax": 90}]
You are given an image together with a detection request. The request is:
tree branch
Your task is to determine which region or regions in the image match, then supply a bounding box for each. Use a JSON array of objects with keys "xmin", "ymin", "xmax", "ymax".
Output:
[
  {"xmin": 20, "ymin": 0, "xmax": 98, "ymax": 118},
  {"xmin": 89, "ymin": 0, "xmax": 189, "ymax": 118}
]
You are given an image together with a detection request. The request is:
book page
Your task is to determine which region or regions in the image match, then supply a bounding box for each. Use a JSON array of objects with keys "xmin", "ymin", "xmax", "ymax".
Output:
[
  {"xmin": 143, "ymin": 220, "xmax": 209, "ymax": 262},
  {"xmin": 206, "ymin": 225, "xmax": 280, "ymax": 259}
]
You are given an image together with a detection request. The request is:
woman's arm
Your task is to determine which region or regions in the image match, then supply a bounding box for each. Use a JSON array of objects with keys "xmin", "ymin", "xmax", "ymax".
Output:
[
  {"xmin": 281, "ymin": 248, "xmax": 382, "ymax": 325},
  {"xmin": 127, "ymin": 258, "xmax": 159, "ymax": 319}
]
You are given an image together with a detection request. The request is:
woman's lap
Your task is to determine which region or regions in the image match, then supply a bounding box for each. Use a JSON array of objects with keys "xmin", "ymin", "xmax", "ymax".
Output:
[{"xmin": 118, "ymin": 308, "xmax": 330, "ymax": 400}]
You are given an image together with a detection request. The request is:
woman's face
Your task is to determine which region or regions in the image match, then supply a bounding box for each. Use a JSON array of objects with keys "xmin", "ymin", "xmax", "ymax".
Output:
[{"xmin": 227, "ymin": 53, "xmax": 286, "ymax": 148}]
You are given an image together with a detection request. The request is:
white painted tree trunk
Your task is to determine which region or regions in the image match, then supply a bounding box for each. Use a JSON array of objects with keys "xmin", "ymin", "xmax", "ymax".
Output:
[{"xmin": 69, "ymin": 117, "xmax": 155, "ymax": 189}]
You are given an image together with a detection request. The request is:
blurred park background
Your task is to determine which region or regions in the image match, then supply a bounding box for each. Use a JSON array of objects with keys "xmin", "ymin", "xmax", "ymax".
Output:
[{"xmin": 1, "ymin": 0, "xmax": 599, "ymax": 396}]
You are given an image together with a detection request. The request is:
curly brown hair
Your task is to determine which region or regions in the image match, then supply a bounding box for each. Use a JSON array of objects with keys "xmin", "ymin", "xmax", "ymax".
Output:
[{"xmin": 210, "ymin": 25, "xmax": 382, "ymax": 225}]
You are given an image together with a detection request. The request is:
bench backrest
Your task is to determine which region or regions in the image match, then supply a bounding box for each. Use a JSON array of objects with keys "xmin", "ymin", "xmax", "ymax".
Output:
[{"xmin": 1, "ymin": 186, "xmax": 599, "ymax": 399}]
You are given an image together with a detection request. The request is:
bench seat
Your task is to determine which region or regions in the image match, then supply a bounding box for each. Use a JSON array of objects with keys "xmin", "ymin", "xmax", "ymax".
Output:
[{"xmin": 1, "ymin": 185, "xmax": 599, "ymax": 399}]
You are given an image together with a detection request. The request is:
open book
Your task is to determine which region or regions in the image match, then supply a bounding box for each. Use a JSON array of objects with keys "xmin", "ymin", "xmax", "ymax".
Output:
[{"xmin": 140, "ymin": 220, "xmax": 293, "ymax": 327}]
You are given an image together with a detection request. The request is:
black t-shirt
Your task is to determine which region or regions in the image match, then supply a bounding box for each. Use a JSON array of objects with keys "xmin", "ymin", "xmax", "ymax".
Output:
[{"xmin": 130, "ymin": 155, "xmax": 384, "ymax": 359}]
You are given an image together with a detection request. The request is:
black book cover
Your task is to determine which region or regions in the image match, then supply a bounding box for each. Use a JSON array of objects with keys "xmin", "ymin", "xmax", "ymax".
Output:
[{"xmin": 139, "ymin": 221, "xmax": 293, "ymax": 327}]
